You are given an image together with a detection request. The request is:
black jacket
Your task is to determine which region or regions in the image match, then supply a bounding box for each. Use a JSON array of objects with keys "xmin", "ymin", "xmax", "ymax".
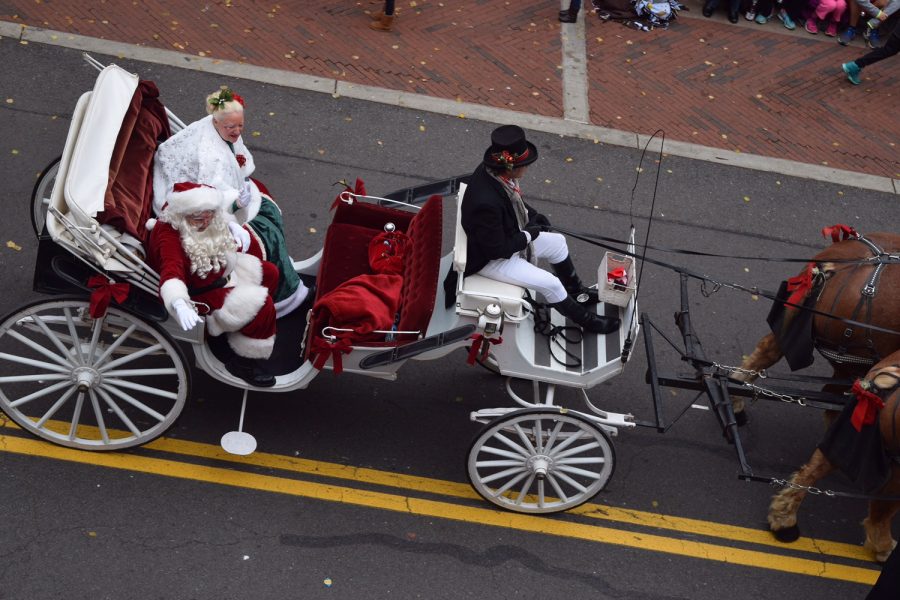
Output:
[{"xmin": 461, "ymin": 164, "xmax": 538, "ymax": 275}]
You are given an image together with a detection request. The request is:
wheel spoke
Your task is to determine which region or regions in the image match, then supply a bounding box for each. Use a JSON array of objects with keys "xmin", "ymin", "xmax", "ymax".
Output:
[
  {"xmin": 102, "ymin": 368, "xmax": 177, "ymax": 378},
  {"xmin": 490, "ymin": 430, "xmax": 531, "ymax": 458},
  {"xmin": 480, "ymin": 465, "xmax": 528, "ymax": 485},
  {"xmin": 67, "ymin": 391, "xmax": 86, "ymax": 440},
  {"xmin": 103, "ymin": 378, "xmax": 178, "ymax": 400},
  {"xmin": 552, "ymin": 440, "xmax": 601, "ymax": 461},
  {"xmin": 547, "ymin": 473, "xmax": 569, "ymax": 503},
  {"xmin": 557, "ymin": 464, "xmax": 604, "ymax": 480},
  {"xmin": 513, "ymin": 423, "xmax": 537, "ymax": 455},
  {"xmin": 551, "ymin": 469, "xmax": 588, "ymax": 493},
  {"xmin": 533, "ymin": 417, "xmax": 544, "ymax": 453},
  {"xmin": 29, "ymin": 313, "xmax": 75, "ymax": 359},
  {"xmin": 514, "ymin": 473, "xmax": 537, "ymax": 505},
  {"xmin": 543, "ymin": 426, "xmax": 586, "ymax": 456},
  {"xmin": 474, "ymin": 459, "xmax": 523, "ymax": 468},
  {"xmin": 102, "ymin": 384, "xmax": 167, "ymax": 422},
  {"xmin": 556, "ymin": 456, "xmax": 605, "ymax": 465},
  {"xmin": 34, "ymin": 386, "xmax": 78, "ymax": 428},
  {"xmin": 476, "ymin": 444, "xmax": 529, "ymax": 461},
  {"xmin": 0, "ymin": 352, "xmax": 72, "ymax": 374},
  {"xmin": 6, "ymin": 329, "xmax": 73, "ymax": 368},
  {"xmin": 96, "ymin": 387, "xmax": 141, "ymax": 437},
  {"xmin": 8, "ymin": 380, "xmax": 72, "ymax": 408},
  {"xmin": 86, "ymin": 315, "xmax": 105, "ymax": 363},
  {"xmin": 92, "ymin": 324, "xmax": 137, "ymax": 366},
  {"xmin": 98, "ymin": 343, "xmax": 165, "ymax": 372},
  {"xmin": 541, "ymin": 420, "xmax": 565, "ymax": 455},
  {"xmin": 63, "ymin": 308, "xmax": 86, "ymax": 364},
  {"xmin": 491, "ymin": 470, "xmax": 530, "ymax": 497},
  {"xmin": 537, "ymin": 478, "xmax": 546, "ymax": 508},
  {"xmin": 88, "ymin": 389, "xmax": 110, "ymax": 444},
  {"xmin": 0, "ymin": 373, "xmax": 69, "ymax": 384}
]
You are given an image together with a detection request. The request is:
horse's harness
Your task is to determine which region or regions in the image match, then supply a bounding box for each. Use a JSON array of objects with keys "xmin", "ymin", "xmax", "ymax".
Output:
[{"xmin": 814, "ymin": 235, "xmax": 900, "ymax": 368}]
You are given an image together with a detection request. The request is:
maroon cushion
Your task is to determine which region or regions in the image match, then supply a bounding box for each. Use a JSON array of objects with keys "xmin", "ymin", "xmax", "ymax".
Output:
[{"xmin": 397, "ymin": 195, "xmax": 442, "ymax": 335}]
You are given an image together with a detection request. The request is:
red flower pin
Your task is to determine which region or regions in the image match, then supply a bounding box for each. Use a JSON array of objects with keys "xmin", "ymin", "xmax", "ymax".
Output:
[{"xmin": 236, "ymin": 154, "xmax": 246, "ymax": 167}]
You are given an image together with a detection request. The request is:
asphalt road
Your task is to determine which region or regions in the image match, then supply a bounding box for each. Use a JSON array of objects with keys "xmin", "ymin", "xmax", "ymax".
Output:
[{"xmin": 0, "ymin": 38, "xmax": 896, "ymax": 600}]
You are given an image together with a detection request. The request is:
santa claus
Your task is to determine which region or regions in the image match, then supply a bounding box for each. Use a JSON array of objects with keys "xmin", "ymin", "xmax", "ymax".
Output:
[{"xmin": 147, "ymin": 182, "xmax": 279, "ymax": 387}]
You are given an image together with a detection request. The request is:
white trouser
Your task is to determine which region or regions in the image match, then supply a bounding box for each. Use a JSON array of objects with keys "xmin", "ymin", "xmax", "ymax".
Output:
[{"xmin": 476, "ymin": 232, "xmax": 570, "ymax": 303}]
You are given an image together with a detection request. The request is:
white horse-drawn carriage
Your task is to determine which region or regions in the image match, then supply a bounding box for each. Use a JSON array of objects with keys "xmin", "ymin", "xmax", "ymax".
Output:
[{"xmin": 0, "ymin": 58, "xmax": 641, "ymax": 514}]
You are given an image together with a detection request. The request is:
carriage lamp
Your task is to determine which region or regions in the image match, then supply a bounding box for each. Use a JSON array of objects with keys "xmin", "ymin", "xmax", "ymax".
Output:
[{"xmin": 479, "ymin": 303, "xmax": 503, "ymax": 336}]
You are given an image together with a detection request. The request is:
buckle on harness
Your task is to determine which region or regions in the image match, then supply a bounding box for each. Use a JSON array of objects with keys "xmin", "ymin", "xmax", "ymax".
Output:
[
  {"xmin": 862, "ymin": 284, "xmax": 876, "ymax": 297},
  {"xmin": 843, "ymin": 328, "xmax": 854, "ymax": 338}
]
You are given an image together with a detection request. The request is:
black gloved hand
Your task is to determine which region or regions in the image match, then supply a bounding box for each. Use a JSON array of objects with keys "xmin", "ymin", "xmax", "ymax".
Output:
[
  {"xmin": 524, "ymin": 225, "xmax": 542, "ymax": 241},
  {"xmin": 529, "ymin": 213, "xmax": 552, "ymax": 231}
]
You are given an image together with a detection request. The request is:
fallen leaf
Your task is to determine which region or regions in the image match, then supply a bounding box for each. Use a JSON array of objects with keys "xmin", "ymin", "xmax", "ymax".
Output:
[
  {"xmin": 5, "ymin": 98, "xmax": 13, "ymax": 104},
  {"xmin": 308, "ymin": 227, "xmax": 317, "ymax": 234},
  {"xmin": 6, "ymin": 241, "xmax": 22, "ymax": 251},
  {"xmin": 743, "ymin": 196, "xmax": 750, "ymax": 202},
  {"xmin": 565, "ymin": 157, "xmax": 573, "ymax": 162},
  {"xmin": 418, "ymin": 125, "xmax": 426, "ymax": 132},
  {"xmin": 251, "ymin": 131, "xmax": 261, "ymax": 137}
]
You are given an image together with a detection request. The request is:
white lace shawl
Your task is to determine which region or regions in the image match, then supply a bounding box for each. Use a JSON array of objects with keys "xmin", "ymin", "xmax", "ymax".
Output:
[{"xmin": 152, "ymin": 115, "xmax": 262, "ymax": 222}]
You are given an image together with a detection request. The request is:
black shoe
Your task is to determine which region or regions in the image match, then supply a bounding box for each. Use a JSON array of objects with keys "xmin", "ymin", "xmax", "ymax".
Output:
[
  {"xmin": 728, "ymin": 10, "xmax": 739, "ymax": 22},
  {"xmin": 225, "ymin": 356, "xmax": 276, "ymax": 387},
  {"xmin": 551, "ymin": 297, "xmax": 620, "ymax": 335},
  {"xmin": 558, "ymin": 10, "xmax": 578, "ymax": 22},
  {"xmin": 702, "ymin": 1, "xmax": 714, "ymax": 17}
]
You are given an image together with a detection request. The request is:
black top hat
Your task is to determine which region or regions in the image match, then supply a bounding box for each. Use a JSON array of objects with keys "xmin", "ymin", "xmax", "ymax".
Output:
[{"xmin": 482, "ymin": 125, "xmax": 539, "ymax": 171}]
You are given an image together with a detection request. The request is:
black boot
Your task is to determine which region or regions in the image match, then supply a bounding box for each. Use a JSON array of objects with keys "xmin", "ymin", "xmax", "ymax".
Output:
[
  {"xmin": 552, "ymin": 256, "xmax": 599, "ymax": 305},
  {"xmin": 551, "ymin": 297, "xmax": 620, "ymax": 334},
  {"xmin": 225, "ymin": 355, "xmax": 276, "ymax": 388},
  {"xmin": 558, "ymin": 8, "xmax": 578, "ymax": 22}
]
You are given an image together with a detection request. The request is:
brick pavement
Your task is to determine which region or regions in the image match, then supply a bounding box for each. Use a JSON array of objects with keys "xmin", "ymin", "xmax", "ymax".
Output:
[{"xmin": 1, "ymin": 1, "xmax": 897, "ymax": 180}]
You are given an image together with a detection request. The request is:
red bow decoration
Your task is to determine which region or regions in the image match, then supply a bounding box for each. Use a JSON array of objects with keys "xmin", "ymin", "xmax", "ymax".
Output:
[
  {"xmin": 310, "ymin": 336, "xmax": 354, "ymax": 375},
  {"xmin": 87, "ymin": 276, "xmax": 130, "ymax": 318},
  {"xmin": 821, "ymin": 224, "xmax": 857, "ymax": 244},
  {"xmin": 331, "ymin": 178, "xmax": 367, "ymax": 211},
  {"xmin": 850, "ymin": 378, "xmax": 884, "ymax": 432},
  {"xmin": 235, "ymin": 154, "xmax": 246, "ymax": 167},
  {"xmin": 467, "ymin": 334, "xmax": 503, "ymax": 366},
  {"xmin": 232, "ymin": 93, "xmax": 245, "ymax": 107},
  {"xmin": 784, "ymin": 262, "xmax": 815, "ymax": 311}
]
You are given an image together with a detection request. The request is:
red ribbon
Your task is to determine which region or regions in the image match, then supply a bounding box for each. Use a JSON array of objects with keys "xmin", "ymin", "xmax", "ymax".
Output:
[
  {"xmin": 310, "ymin": 336, "xmax": 354, "ymax": 375},
  {"xmin": 784, "ymin": 262, "xmax": 814, "ymax": 311},
  {"xmin": 87, "ymin": 276, "xmax": 130, "ymax": 318},
  {"xmin": 466, "ymin": 334, "xmax": 503, "ymax": 366},
  {"xmin": 331, "ymin": 178, "xmax": 367, "ymax": 211},
  {"xmin": 821, "ymin": 224, "xmax": 857, "ymax": 244},
  {"xmin": 850, "ymin": 378, "xmax": 885, "ymax": 432}
]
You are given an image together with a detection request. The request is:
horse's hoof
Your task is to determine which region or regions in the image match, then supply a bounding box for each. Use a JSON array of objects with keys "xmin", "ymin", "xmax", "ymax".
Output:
[
  {"xmin": 734, "ymin": 410, "xmax": 748, "ymax": 426},
  {"xmin": 772, "ymin": 525, "xmax": 800, "ymax": 543}
]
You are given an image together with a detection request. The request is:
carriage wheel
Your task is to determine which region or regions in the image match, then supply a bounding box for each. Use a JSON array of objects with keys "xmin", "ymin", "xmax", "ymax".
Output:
[
  {"xmin": 467, "ymin": 407, "xmax": 615, "ymax": 514},
  {"xmin": 0, "ymin": 298, "xmax": 190, "ymax": 451},
  {"xmin": 31, "ymin": 156, "xmax": 61, "ymax": 237}
]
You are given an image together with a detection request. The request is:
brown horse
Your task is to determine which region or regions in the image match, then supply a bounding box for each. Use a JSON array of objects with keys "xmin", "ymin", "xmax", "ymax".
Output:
[{"xmin": 735, "ymin": 229, "xmax": 900, "ymax": 561}]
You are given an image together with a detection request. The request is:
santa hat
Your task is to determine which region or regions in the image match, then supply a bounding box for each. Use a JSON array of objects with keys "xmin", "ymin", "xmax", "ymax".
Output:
[{"xmin": 165, "ymin": 182, "xmax": 226, "ymax": 215}]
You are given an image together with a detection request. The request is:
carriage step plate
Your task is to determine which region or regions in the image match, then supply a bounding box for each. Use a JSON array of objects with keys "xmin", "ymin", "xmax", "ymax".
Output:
[{"xmin": 359, "ymin": 324, "xmax": 476, "ymax": 369}]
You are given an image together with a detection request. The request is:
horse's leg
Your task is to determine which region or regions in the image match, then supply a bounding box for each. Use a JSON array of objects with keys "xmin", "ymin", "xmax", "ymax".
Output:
[
  {"xmin": 768, "ymin": 448, "xmax": 834, "ymax": 542},
  {"xmin": 732, "ymin": 333, "xmax": 784, "ymax": 414},
  {"xmin": 864, "ymin": 464, "xmax": 900, "ymax": 562}
]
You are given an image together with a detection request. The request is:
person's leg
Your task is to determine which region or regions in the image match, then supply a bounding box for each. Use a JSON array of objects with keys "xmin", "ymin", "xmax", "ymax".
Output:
[
  {"xmin": 840, "ymin": 0, "xmax": 861, "ymax": 43},
  {"xmin": 855, "ymin": 18, "xmax": 900, "ymax": 68},
  {"xmin": 384, "ymin": 0, "xmax": 395, "ymax": 16},
  {"xmin": 370, "ymin": 0, "xmax": 395, "ymax": 30},
  {"xmin": 559, "ymin": 0, "xmax": 582, "ymax": 22},
  {"xmin": 478, "ymin": 255, "xmax": 568, "ymax": 304}
]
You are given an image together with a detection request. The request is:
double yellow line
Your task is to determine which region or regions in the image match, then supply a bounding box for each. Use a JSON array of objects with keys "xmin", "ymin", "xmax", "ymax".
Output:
[{"xmin": 0, "ymin": 423, "xmax": 879, "ymax": 586}]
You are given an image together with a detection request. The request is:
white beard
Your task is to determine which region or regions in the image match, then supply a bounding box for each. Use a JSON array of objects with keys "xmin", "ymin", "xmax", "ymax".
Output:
[{"xmin": 169, "ymin": 213, "xmax": 234, "ymax": 279}]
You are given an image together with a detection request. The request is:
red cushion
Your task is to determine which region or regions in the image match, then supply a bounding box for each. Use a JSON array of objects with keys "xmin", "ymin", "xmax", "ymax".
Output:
[{"xmin": 397, "ymin": 194, "xmax": 442, "ymax": 335}]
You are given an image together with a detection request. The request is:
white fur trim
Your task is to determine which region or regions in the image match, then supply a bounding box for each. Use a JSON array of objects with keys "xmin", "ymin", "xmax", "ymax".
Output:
[
  {"xmin": 230, "ymin": 252, "xmax": 263, "ymax": 287},
  {"xmin": 227, "ymin": 331, "xmax": 275, "ymax": 359},
  {"xmin": 205, "ymin": 284, "xmax": 269, "ymax": 336},
  {"xmin": 145, "ymin": 217, "xmax": 158, "ymax": 231},
  {"xmin": 166, "ymin": 185, "xmax": 223, "ymax": 215},
  {"xmin": 159, "ymin": 278, "xmax": 190, "ymax": 313},
  {"xmin": 274, "ymin": 281, "xmax": 309, "ymax": 318}
]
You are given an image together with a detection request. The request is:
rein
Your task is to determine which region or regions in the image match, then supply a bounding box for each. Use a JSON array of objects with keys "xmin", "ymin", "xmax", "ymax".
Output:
[{"xmin": 552, "ymin": 224, "xmax": 900, "ymax": 339}]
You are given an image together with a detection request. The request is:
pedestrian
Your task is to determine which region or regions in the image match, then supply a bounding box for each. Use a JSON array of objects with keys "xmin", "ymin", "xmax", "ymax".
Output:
[
  {"xmin": 370, "ymin": 0, "xmax": 395, "ymax": 32},
  {"xmin": 702, "ymin": 0, "xmax": 742, "ymax": 23},
  {"xmin": 460, "ymin": 125, "xmax": 620, "ymax": 335},
  {"xmin": 559, "ymin": 0, "xmax": 582, "ymax": 22},
  {"xmin": 841, "ymin": 17, "xmax": 899, "ymax": 84}
]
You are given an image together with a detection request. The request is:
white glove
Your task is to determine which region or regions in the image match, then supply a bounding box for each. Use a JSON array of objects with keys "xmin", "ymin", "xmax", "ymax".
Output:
[
  {"xmin": 172, "ymin": 298, "xmax": 202, "ymax": 331},
  {"xmin": 228, "ymin": 220, "xmax": 251, "ymax": 252},
  {"xmin": 236, "ymin": 181, "xmax": 253, "ymax": 209}
]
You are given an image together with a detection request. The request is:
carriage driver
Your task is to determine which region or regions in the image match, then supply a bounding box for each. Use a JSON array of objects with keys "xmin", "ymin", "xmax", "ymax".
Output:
[
  {"xmin": 147, "ymin": 182, "xmax": 279, "ymax": 387},
  {"xmin": 460, "ymin": 125, "xmax": 620, "ymax": 334}
]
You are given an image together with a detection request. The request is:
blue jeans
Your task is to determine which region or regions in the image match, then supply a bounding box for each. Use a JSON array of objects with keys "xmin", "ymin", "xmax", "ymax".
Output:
[{"xmin": 568, "ymin": 0, "xmax": 582, "ymax": 10}]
